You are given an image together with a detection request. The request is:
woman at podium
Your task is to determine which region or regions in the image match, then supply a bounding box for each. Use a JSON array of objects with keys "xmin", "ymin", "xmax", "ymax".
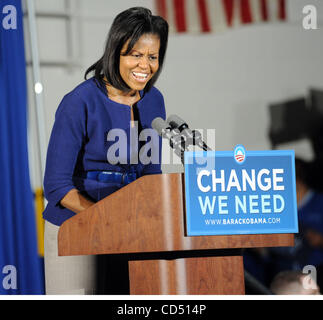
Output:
[{"xmin": 42, "ymin": 7, "xmax": 169, "ymax": 294}]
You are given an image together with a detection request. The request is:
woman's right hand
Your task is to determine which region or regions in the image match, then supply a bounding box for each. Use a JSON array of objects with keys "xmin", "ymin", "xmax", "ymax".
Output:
[{"xmin": 60, "ymin": 189, "xmax": 95, "ymax": 214}]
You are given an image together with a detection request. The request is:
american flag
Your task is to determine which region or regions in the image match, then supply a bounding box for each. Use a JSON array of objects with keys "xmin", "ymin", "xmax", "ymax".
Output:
[{"xmin": 155, "ymin": 0, "xmax": 287, "ymax": 33}]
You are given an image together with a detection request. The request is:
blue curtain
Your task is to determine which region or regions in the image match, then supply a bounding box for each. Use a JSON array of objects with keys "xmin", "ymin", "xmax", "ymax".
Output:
[{"xmin": 0, "ymin": 0, "xmax": 44, "ymax": 294}]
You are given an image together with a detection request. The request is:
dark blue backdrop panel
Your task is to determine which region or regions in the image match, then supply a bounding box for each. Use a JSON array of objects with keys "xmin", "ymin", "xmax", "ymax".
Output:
[{"xmin": 0, "ymin": 0, "xmax": 44, "ymax": 294}]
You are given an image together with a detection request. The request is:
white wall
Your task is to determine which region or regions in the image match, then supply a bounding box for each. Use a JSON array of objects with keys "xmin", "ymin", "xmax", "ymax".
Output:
[{"xmin": 24, "ymin": 0, "xmax": 323, "ymax": 185}]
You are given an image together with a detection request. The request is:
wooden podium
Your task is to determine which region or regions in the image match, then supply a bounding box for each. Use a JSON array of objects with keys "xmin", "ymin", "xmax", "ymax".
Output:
[{"xmin": 58, "ymin": 173, "xmax": 294, "ymax": 294}]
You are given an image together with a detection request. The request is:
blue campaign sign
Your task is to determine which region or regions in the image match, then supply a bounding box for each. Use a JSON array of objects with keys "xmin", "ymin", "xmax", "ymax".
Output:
[{"xmin": 184, "ymin": 146, "xmax": 298, "ymax": 236}]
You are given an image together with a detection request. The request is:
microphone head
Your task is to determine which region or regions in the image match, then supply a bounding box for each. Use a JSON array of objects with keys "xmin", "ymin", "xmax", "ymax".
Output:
[
  {"xmin": 167, "ymin": 114, "xmax": 189, "ymax": 131},
  {"xmin": 151, "ymin": 117, "xmax": 169, "ymax": 136}
]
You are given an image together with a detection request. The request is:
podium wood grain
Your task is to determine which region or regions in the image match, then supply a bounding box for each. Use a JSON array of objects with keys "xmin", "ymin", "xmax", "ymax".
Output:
[{"xmin": 129, "ymin": 256, "xmax": 245, "ymax": 295}]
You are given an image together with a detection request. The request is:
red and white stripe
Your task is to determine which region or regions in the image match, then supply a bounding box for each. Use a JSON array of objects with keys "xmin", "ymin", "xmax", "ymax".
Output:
[
  {"xmin": 235, "ymin": 154, "xmax": 245, "ymax": 162},
  {"xmin": 155, "ymin": 0, "xmax": 286, "ymax": 33}
]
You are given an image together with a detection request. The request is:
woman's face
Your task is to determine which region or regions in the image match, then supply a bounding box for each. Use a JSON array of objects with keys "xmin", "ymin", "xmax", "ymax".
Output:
[{"xmin": 119, "ymin": 33, "xmax": 160, "ymax": 91}]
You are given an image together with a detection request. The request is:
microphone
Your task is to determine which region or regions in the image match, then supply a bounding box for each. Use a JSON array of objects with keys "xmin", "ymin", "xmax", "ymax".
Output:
[
  {"xmin": 167, "ymin": 114, "xmax": 194, "ymax": 146},
  {"xmin": 152, "ymin": 117, "xmax": 177, "ymax": 141},
  {"xmin": 166, "ymin": 114, "xmax": 212, "ymax": 151},
  {"xmin": 151, "ymin": 117, "xmax": 188, "ymax": 161}
]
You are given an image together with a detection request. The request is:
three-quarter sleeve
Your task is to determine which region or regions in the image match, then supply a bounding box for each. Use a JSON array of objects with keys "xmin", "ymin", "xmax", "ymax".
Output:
[{"xmin": 43, "ymin": 92, "xmax": 86, "ymax": 206}]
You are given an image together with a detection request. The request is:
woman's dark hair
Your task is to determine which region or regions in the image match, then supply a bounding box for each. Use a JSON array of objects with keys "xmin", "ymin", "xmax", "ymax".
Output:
[{"xmin": 85, "ymin": 7, "xmax": 169, "ymax": 93}]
